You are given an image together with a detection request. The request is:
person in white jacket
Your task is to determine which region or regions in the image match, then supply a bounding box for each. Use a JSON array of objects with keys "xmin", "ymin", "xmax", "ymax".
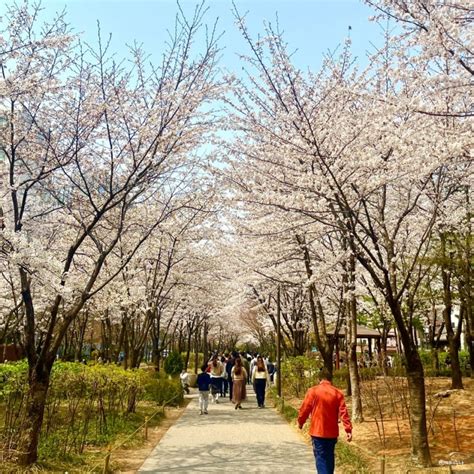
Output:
[
  {"xmin": 251, "ymin": 355, "xmax": 270, "ymax": 408},
  {"xmin": 209, "ymin": 355, "xmax": 225, "ymax": 403},
  {"xmin": 180, "ymin": 369, "xmax": 190, "ymax": 394}
]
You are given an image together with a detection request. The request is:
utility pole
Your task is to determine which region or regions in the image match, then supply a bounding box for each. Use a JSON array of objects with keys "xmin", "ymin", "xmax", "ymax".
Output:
[{"xmin": 276, "ymin": 285, "xmax": 282, "ymax": 398}]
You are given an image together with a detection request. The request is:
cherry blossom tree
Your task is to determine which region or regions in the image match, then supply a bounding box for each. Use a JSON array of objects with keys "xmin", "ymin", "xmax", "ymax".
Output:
[
  {"xmin": 0, "ymin": 1, "xmax": 221, "ymax": 464},
  {"xmin": 225, "ymin": 3, "xmax": 472, "ymax": 465}
]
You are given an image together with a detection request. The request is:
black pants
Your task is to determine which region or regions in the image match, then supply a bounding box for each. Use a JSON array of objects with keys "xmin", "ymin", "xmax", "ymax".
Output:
[
  {"xmin": 255, "ymin": 378, "xmax": 267, "ymax": 406},
  {"xmin": 210, "ymin": 377, "xmax": 222, "ymax": 396}
]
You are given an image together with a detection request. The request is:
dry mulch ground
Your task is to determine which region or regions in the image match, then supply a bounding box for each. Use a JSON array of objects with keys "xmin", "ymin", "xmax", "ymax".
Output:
[{"xmin": 287, "ymin": 377, "xmax": 474, "ymax": 473}]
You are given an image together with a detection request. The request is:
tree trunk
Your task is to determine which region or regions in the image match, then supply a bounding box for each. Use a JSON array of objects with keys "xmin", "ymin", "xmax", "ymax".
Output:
[
  {"xmin": 466, "ymin": 312, "xmax": 474, "ymax": 378},
  {"xmin": 297, "ymin": 235, "xmax": 334, "ymax": 376},
  {"xmin": 345, "ymin": 343, "xmax": 352, "ymax": 396},
  {"xmin": 152, "ymin": 313, "xmax": 161, "ymax": 372},
  {"xmin": 126, "ymin": 386, "xmax": 138, "ymax": 413},
  {"xmin": 381, "ymin": 345, "xmax": 388, "ymax": 376},
  {"xmin": 203, "ymin": 321, "xmax": 209, "ymax": 365},
  {"xmin": 128, "ymin": 348, "xmax": 141, "ymax": 369},
  {"xmin": 347, "ymin": 255, "xmax": 363, "ymax": 422},
  {"xmin": 348, "ymin": 327, "xmax": 363, "ymax": 421},
  {"xmin": 448, "ymin": 337, "xmax": 463, "ymax": 388},
  {"xmin": 433, "ymin": 347, "xmax": 440, "ymax": 375},
  {"xmin": 75, "ymin": 310, "xmax": 89, "ymax": 361},
  {"xmin": 441, "ymin": 234, "xmax": 464, "ymax": 389},
  {"xmin": 194, "ymin": 329, "xmax": 200, "ymax": 374},
  {"xmin": 405, "ymin": 350, "xmax": 431, "ymax": 467},
  {"xmin": 390, "ymin": 299, "xmax": 431, "ymax": 467},
  {"xmin": 17, "ymin": 362, "xmax": 51, "ymax": 465},
  {"xmin": 184, "ymin": 326, "xmax": 193, "ymax": 371}
]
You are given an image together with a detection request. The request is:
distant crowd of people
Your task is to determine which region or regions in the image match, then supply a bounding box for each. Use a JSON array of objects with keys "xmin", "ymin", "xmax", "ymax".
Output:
[
  {"xmin": 179, "ymin": 351, "xmax": 352, "ymax": 473},
  {"xmin": 180, "ymin": 351, "xmax": 275, "ymax": 415}
]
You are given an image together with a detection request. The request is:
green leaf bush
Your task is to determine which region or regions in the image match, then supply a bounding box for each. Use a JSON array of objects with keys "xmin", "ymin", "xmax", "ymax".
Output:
[
  {"xmin": 143, "ymin": 372, "xmax": 183, "ymax": 405},
  {"xmin": 281, "ymin": 356, "xmax": 321, "ymax": 398},
  {"xmin": 0, "ymin": 361, "xmax": 182, "ymax": 461},
  {"xmin": 163, "ymin": 351, "xmax": 184, "ymax": 375}
]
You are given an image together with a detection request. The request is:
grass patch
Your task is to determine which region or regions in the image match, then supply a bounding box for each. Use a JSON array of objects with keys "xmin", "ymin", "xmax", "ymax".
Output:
[
  {"xmin": 0, "ymin": 402, "xmax": 167, "ymax": 473},
  {"xmin": 335, "ymin": 442, "xmax": 370, "ymax": 473}
]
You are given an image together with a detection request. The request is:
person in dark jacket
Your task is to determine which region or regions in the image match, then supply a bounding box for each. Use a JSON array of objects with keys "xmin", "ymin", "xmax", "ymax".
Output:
[
  {"xmin": 221, "ymin": 355, "xmax": 228, "ymax": 397},
  {"xmin": 226, "ymin": 354, "xmax": 235, "ymax": 401},
  {"xmin": 197, "ymin": 364, "xmax": 211, "ymax": 415},
  {"xmin": 240, "ymin": 352, "xmax": 251, "ymax": 384}
]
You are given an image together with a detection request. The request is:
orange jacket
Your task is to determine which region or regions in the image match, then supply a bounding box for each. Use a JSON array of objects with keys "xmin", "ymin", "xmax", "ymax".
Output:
[{"xmin": 298, "ymin": 380, "xmax": 352, "ymax": 438}]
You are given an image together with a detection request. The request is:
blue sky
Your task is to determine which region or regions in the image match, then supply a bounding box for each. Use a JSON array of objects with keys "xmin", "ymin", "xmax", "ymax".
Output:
[{"xmin": 1, "ymin": 0, "xmax": 383, "ymax": 73}]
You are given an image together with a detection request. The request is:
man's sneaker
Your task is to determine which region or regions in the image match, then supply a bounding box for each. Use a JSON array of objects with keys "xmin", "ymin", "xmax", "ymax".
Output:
[
  {"xmin": 200, "ymin": 411, "xmax": 203, "ymax": 415},
  {"xmin": 204, "ymin": 410, "xmax": 208, "ymax": 414}
]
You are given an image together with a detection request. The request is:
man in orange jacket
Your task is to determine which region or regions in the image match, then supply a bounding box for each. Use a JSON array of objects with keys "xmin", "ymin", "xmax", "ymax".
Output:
[{"xmin": 298, "ymin": 368, "xmax": 352, "ymax": 474}]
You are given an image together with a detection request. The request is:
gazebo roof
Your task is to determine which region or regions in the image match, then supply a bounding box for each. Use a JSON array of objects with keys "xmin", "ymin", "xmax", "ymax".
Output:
[{"xmin": 327, "ymin": 324, "xmax": 382, "ymax": 338}]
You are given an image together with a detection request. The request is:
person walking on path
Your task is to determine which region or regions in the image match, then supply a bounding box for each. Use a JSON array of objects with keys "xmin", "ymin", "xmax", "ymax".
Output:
[
  {"xmin": 209, "ymin": 354, "xmax": 225, "ymax": 403},
  {"xmin": 266, "ymin": 358, "xmax": 275, "ymax": 383},
  {"xmin": 221, "ymin": 355, "xmax": 228, "ymax": 397},
  {"xmin": 180, "ymin": 369, "xmax": 190, "ymax": 394},
  {"xmin": 249, "ymin": 353, "xmax": 258, "ymax": 378},
  {"xmin": 252, "ymin": 355, "xmax": 270, "ymax": 408},
  {"xmin": 197, "ymin": 364, "xmax": 211, "ymax": 415},
  {"xmin": 240, "ymin": 352, "xmax": 251, "ymax": 384},
  {"xmin": 297, "ymin": 368, "xmax": 352, "ymax": 474},
  {"xmin": 231, "ymin": 357, "xmax": 247, "ymax": 409},
  {"xmin": 225, "ymin": 352, "xmax": 235, "ymax": 401}
]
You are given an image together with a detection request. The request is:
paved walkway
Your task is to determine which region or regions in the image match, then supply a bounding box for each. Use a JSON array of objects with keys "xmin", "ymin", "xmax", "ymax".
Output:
[{"xmin": 139, "ymin": 388, "xmax": 316, "ymax": 473}]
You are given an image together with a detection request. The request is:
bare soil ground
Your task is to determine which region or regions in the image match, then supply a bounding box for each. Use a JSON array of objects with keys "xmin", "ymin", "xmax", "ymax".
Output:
[{"xmin": 286, "ymin": 377, "xmax": 474, "ymax": 473}]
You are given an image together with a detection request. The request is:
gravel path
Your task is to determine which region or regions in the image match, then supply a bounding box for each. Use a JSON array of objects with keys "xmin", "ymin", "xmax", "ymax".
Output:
[{"xmin": 139, "ymin": 388, "xmax": 316, "ymax": 473}]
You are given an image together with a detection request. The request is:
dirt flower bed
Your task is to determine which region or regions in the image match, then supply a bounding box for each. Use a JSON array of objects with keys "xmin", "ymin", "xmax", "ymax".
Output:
[{"xmin": 285, "ymin": 377, "xmax": 474, "ymax": 473}]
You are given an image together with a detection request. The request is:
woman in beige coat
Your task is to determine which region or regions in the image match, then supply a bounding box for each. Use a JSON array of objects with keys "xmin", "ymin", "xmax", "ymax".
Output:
[{"xmin": 231, "ymin": 357, "xmax": 247, "ymax": 409}]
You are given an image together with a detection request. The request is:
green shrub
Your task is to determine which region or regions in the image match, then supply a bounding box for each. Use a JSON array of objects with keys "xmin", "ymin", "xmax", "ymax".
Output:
[
  {"xmin": 331, "ymin": 366, "xmax": 382, "ymax": 390},
  {"xmin": 419, "ymin": 350, "xmax": 471, "ymax": 377},
  {"xmin": 419, "ymin": 349, "xmax": 433, "ymax": 368},
  {"xmin": 459, "ymin": 350, "xmax": 471, "ymax": 373},
  {"xmin": 143, "ymin": 373, "xmax": 183, "ymax": 405},
  {"xmin": 164, "ymin": 351, "xmax": 184, "ymax": 375},
  {"xmin": 0, "ymin": 361, "xmax": 176, "ymax": 460},
  {"xmin": 358, "ymin": 367, "xmax": 383, "ymax": 380},
  {"xmin": 281, "ymin": 355, "xmax": 321, "ymax": 398},
  {"xmin": 332, "ymin": 368, "xmax": 349, "ymax": 390}
]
